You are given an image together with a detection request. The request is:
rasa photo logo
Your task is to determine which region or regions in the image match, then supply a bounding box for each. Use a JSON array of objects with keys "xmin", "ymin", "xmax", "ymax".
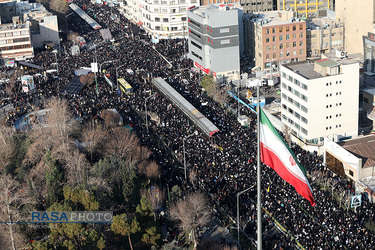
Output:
[{"xmin": 31, "ymin": 211, "xmax": 113, "ymax": 223}]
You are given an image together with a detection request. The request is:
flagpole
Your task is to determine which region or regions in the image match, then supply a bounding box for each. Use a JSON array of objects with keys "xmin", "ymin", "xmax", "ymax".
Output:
[{"xmin": 256, "ymin": 81, "xmax": 262, "ymax": 250}]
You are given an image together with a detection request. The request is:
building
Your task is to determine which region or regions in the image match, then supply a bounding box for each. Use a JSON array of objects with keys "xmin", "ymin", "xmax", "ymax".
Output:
[
  {"xmin": 363, "ymin": 32, "xmax": 375, "ymax": 74},
  {"xmin": 280, "ymin": 55, "xmax": 359, "ymax": 145},
  {"xmin": 0, "ymin": 0, "xmax": 17, "ymax": 24},
  {"xmin": 0, "ymin": 20, "xmax": 33, "ymax": 62},
  {"xmin": 187, "ymin": 4, "xmax": 243, "ymax": 78},
  {"xmin": 123, "ymin": 0, "xmax": 199, "ymax": 39},
  {"xmin": 18, "ymin": 2, "xmax": 60, "ymax": 48},
  {"xmin": 306, "ymin": 16, "xmax": 344, "ymax": 58},
  {"xmin": 336, "ymin": 0, "xmax": 375, "ymax": 54},
  {"xmin": 199, "ymin": 0, "xmax": 274, "ymax": 13},
  {"xmin": 278, "ymin": 0, "xmax": 333, "ymax": 19},
  {"xmin": 324, "ymin": 136, "xmax": 375, "ymax": 202},
  {"xmin": 245, "ymin": 11, "xmax": 306, "ymax": 71}
]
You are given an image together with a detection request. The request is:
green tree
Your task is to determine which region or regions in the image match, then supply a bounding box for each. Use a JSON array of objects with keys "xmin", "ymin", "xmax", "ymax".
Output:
[
  {"xmin": 200, "ymin": 74, "xmax": 214, "ymax": 91},
  {"xmin": 111, "ymin": 213, "xmax": 140, "ymax": 250},
  {"xmin": 136, "ymin": 196, "xmax": 161, "ymax": 246},
  {"xmin": 45, "ymin": 151, "xmax": 64, "ymax": 206},
  {"xmin": 63, "ymin": 185, "xmax": 100, "ymax": 211}
]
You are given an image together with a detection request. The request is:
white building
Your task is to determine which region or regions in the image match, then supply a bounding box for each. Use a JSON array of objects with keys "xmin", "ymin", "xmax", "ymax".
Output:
[
  {"xmin": 123, "ymin": 0, "xmax": 199, "ymax": 39},
  {"xmin": 280, "ymin": 55, "xmax": 359, "ymax": 144}
]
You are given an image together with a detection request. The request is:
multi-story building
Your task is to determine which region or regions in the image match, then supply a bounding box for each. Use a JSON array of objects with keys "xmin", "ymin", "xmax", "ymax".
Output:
[
  {"xmin": 363, "ymin": 32, "xmax": 375, "ymax": 74},
  {"xmin": 123, "ymin": 0, "xmax": 199, "ymax": 39},
  {"xmin": 306, "ymin": 17, "xmax": 344, "ymax": 58},
  {"xmin": 200, "ymin": 0, "xmax": 274, "ymax": 13},
  {"xmin": 0, "ymin": 20, "xmax": 33, "ymax": 62},
  {"xmin": 18, "ymin": 1, "xmax": 60, "ymax": 48},
  {"xmin": 245, "ymin": 11, "xmax": 306, "ymax": 71},
  {"xmin": 187, "ymin": 4, "xmax": 243, "ymax": 78},
  {"xmin": 280, "ymin": 55, "xmax": 359, "ymax": 144},
  {"xmin": 0, "ymin": 0, "xmax": 17, "ymax": 24},
  {"xmin": 278, "ymin": 0, "xmax": 333, "ymax": 19},
  {"xmin": 336, "ymin": 0, "xmax": 375, "ymax": 54}
]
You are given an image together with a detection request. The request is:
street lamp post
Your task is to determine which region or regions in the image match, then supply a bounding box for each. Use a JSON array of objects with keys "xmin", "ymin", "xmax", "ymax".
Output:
[
  {"xmin": 145, "ymin": 93, "xmax": 156, "ymax": 135},
  {"xmin": 183, "ymin": 131, "xmax": 198, "ymax": 180},
  {"xmin": 237, "ymin": 185, "xmax": 255, "ymax": 250}
]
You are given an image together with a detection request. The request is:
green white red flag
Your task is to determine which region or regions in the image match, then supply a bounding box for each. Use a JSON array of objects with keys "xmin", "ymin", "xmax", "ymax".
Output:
[{"xmin": 259, "ymin": 108, "xmax": 316, "ymax": 206}]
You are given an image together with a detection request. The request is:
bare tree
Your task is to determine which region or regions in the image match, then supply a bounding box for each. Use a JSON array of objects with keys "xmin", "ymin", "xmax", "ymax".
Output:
[
  {"xmin": 81, "ymin": 122, "xmax": 106, "ymax": 160},
  {"xmin": 27, "ymin": 161, "xmax": 48, "ymax": 203},
  {"xmin": 169, "ymin": 192, "xmax": 211, "ymax": 249},
  {"xmin": 0, "ymin": 174, "xmax": 32, "ymax": 250},
  {"xmin": 0, "ymin": 125, "xmax": 14, "ymax": 171},
  {"xmin": 64, "ymin": 149, "xmax": 90, "ymax": 187},
  {"xmin": 100, "ymin": 110, "xmax": 122, "ymax": 128},
  {"xmin": 68, "ymin": 32, "xmax": 80, "ymax": 42},
  {"xmin": 105, "ymin": 127, "xmax": 139, "ymax": 159},
  {"xmin": 139, "ymin": 161, "xmax": 160, "ymax": 180}
]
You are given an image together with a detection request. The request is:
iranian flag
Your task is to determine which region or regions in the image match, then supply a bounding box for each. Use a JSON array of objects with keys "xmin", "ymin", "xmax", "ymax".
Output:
[{"xmin": 259, "ymin": 108, "xmax": 316, "ymax": 206}]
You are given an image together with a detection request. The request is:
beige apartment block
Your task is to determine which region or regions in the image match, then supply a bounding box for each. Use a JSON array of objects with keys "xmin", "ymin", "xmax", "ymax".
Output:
[
  {"xmin": 306, "ymin": 17, "xmax": 344, "ymax": 57},
  {"xmin": 280, "ymin": 55, "xmax": 359, "ymax": 144},
  {"xmin": 245, "ymin": 11, "xmax": 306, "ymax": 71},
  {"xmin": 336, "ymin": 0, "xmax": 375, "ymax": 54}
]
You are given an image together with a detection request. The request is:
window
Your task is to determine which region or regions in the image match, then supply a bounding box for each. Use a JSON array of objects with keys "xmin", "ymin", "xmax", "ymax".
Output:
[
  {"xmin": 190, "ymin": 30, "xmax": 201, "ymax": 39},
  {"xmin": 191, "ymin": 40, "xmax": 202, "ymax": 50},
  {"xmin": 266, "ymin": 28, "xmax": 269, "ymax": 34},
  {"xmin": 279, "ymin": 27, "xmax": 283, "ymax": 32},
  {"xmin": 293, "ymin": 42, "xmax": 296, "ymax": 47},
  {"xmin": 364, "ymin": 97, "xmax": 369, "ymax": 104},
  {"xmin": 282, "ymin": 83, "xmax": 287, "ymax": 88},
  {"xmin": 220, "ymin": 28, "xmax": 230, "ymax": 33},
  {"xmin": 288, "ymin": 96, "xmax": 293, "ymax": 103},
  {"xmin": 301, "ymin": 105, "xmax": 308, "ymax": 112},
  {"xmin": 287, "ymin": 86, "xmax": 292, "ymax": 92},
  {"xmin": 272, "ymin": 28, "xmax": 276, "ymax": 33},
  {"xmin": 293, "ymin": 50, "xmax": 297, "ymax": 56},
  {"xmin": 286, "ymin": 43, "xmax": 290, "ymax": 48},
  {"xmin": 300, "ymin": 41, "xmax": 303, "ymax": 46},
  {"xmin": 272, "ymin": 36, "xmax": 276, "ymax": 42},
  {"xmin": 266, "ymin": 37, "xmax": 270, "ymax": 43},
  {"xmin": 280, "ymin": 51, "xmax": 284, "ymax": 57},
  {"xmin": 300, "ymin": 32, "xmax": 303, "ymax": 38},
  {"xmin": 155, "ymin": 17, "xmax": 160, "ymax": 21},
  {"xmin": 294, "ymin": 79, "xmax": 300, "ymax": 86},
  {"xmin": 295, "ymin": 123, "xmax": 300, "ymax": 129},
  {"xmin": 299, "ymin": 24, "xmax": 303, "ymax": 30},
  {"xmin": 182, "ymin": 17, "xmax": 186, "ymax": 21},
  {"xmin": 191, "ymin": 51, "xmax": 202, "ymax": 60},
  {"xmin": 294, "ymin": 89, "xmax": 300, "ymax": 97},
  {"xmin": 302, "ymin": 83, "xmax": 308, "ymax": 90},
  {"xmin": 282, "ymin": 93, "xmax": 287, "ymax": 99},
  {"xmin": 288, "ymin": 107, "xmax": 294, "ymax": 114},
  {"xmin": 294, "ymin": 101, "xmax": 300, "ymax": 108},
  {"xmin": 273, "ymin": 44, "xmax": 277, "ymax": 50},
  {"xmin": 279, "ymin": 35, "xmax": 283, "ymax": 41},
  {"xmin": 266, "ymin": 45, "xmax": 270, "ymax": 51},
  {"xmin": 282, "ymin": 72, "xmax": 287, "ymax": 78},
  {"xmin": 266, "ymin": 54, "xmax": 270, "ymax": 60},
  {"xmin": 301, "ymin": 128, "xmax": 308, "ymax": 135},
  {"xmin": 163, "ymin": 18, "xmax": 168, "ymax": 22},
  {"xmin": 293, "ymin": 25, "xmax": 296, "ymax": 31},
  {"xmin": 301, "ymin": 94, "xmax": 308, "ymax": 101},
  {"xmin": 279, "ymin": 43, "xmax": 283, "ymax": 49},
  {"xmin": 293, "ymin": 33, "xmax": 297, "ymax": 39},
  {"xmin": 349, "ymin": 170, "xmax": 354, "ymax": 177},
  {"xmin": 295, "ymin": 112, "xmax": 300, "ymax": 119},
  {"xmin": 286, "ymin": 34, "xmax": 290, "ymax": 40},
  {"xmin": 289, "ymin": 76, "xmax": 293, "ymax": 81},
  {"xmin": 301, "ymin": 116, "xmax": 308, "ymax": 124},
  {"xmin": 273, "ymin": 53, "xmax": 276, "ymax": 59},
  {"xmin": 300, "ymin": 49, "xmax": 304, "ymax": 55},
  {"xmin": 221, "ymin": 39, "xmax": 230, "ymax": 45},
  {"xmin": 190, "ymin": 19, "xmax": 201, "ymax": 27},
  {"xmin": 286, "ymin": 51, "xmax": 290, "ymax": 56}
]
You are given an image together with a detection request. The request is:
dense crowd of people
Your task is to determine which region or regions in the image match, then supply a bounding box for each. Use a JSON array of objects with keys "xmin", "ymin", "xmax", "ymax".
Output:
[{"xmin": 1, "ymin": 0, "xmax": 374, "ymax": 249}]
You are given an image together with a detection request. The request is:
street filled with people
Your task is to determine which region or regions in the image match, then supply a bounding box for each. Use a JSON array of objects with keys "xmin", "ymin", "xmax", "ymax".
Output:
[{"xmin": 1, "ymin": 0, "xmax": 375, "ymax": 249}]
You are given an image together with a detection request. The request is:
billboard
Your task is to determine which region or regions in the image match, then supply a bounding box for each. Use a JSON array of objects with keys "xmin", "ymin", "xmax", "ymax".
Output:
[{"xmin": 21, "ymin": 75, "xmax": 35, "ymax": 93}]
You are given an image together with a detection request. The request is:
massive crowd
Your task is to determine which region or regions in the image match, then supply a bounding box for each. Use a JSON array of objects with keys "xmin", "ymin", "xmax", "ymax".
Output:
[{"xmin": 1, "ymin": 0, "xmax": 374, "ymax": 249}]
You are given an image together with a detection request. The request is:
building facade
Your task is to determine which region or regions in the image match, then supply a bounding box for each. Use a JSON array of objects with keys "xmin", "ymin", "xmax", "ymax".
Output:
[
  {"xmin": 0, "ymin": 21, "xmax": 33, "ymax": 62},
  {"xmin": 278, "ymin": 0, "xmax": 333, "ymax": 19},
  {"xmin": 280, "ymin": 56, "xmax": 359, "ymax": 144},
  {"xmin": 306, "ymin": 17, "xmax": 344, "ymax": 58},
  {"xmin": 200, "ymin": 0, "xmax": 274, "ymax": 13},
  {"xmin": 336, "ymin": 0, "xmax": 375, "ymax": 54},
  {"xmin": 363, "ymin": 32, "xmax": 375, "ymax": 74},
  {"xmin": 187, "ymin": 4, "xmax": 242, "ymax": 78},
  {"xmin": 245, "ymin": 11, "xmax": 306, "ymax": 71},
  {"xmin": 123, "ymin": 0, "xmax": 199, "ymax": 39}
]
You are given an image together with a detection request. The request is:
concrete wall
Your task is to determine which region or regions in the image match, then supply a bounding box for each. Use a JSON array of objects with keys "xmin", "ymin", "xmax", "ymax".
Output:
[
  {"xmin": 336, "ymin": 0, "xmax": 375, "ymax": 54},
  {"xmin": 31, "ymin": 15, "xmax": 59, "ymax": 48}
]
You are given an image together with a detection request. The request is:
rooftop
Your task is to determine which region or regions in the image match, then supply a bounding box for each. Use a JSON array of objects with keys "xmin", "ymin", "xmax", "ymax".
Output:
[
  {"xmin": 190, "ymin": 3, "xmax": 239, "ymax": 18},
  {"xmin": 338, "ymin": 135, "xmax": 375, "ymax": 169},
  {"xmin": 0, "ymin": 22, "xmax": 29, "ymax": 32},
  {"xmin": 315, "ymin": 58, "xmax": 339, "ymax": 68},
  {"xmin": 249, "ymin": 11, "xmax": 304, "ymax": 27},
  {"xmin": 283, "ymin": 61, "xmax": 323, "ymax": 79},
  {"xmin": 364, "ymin": 88, "xmax": 375, "ymax": 96}
]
